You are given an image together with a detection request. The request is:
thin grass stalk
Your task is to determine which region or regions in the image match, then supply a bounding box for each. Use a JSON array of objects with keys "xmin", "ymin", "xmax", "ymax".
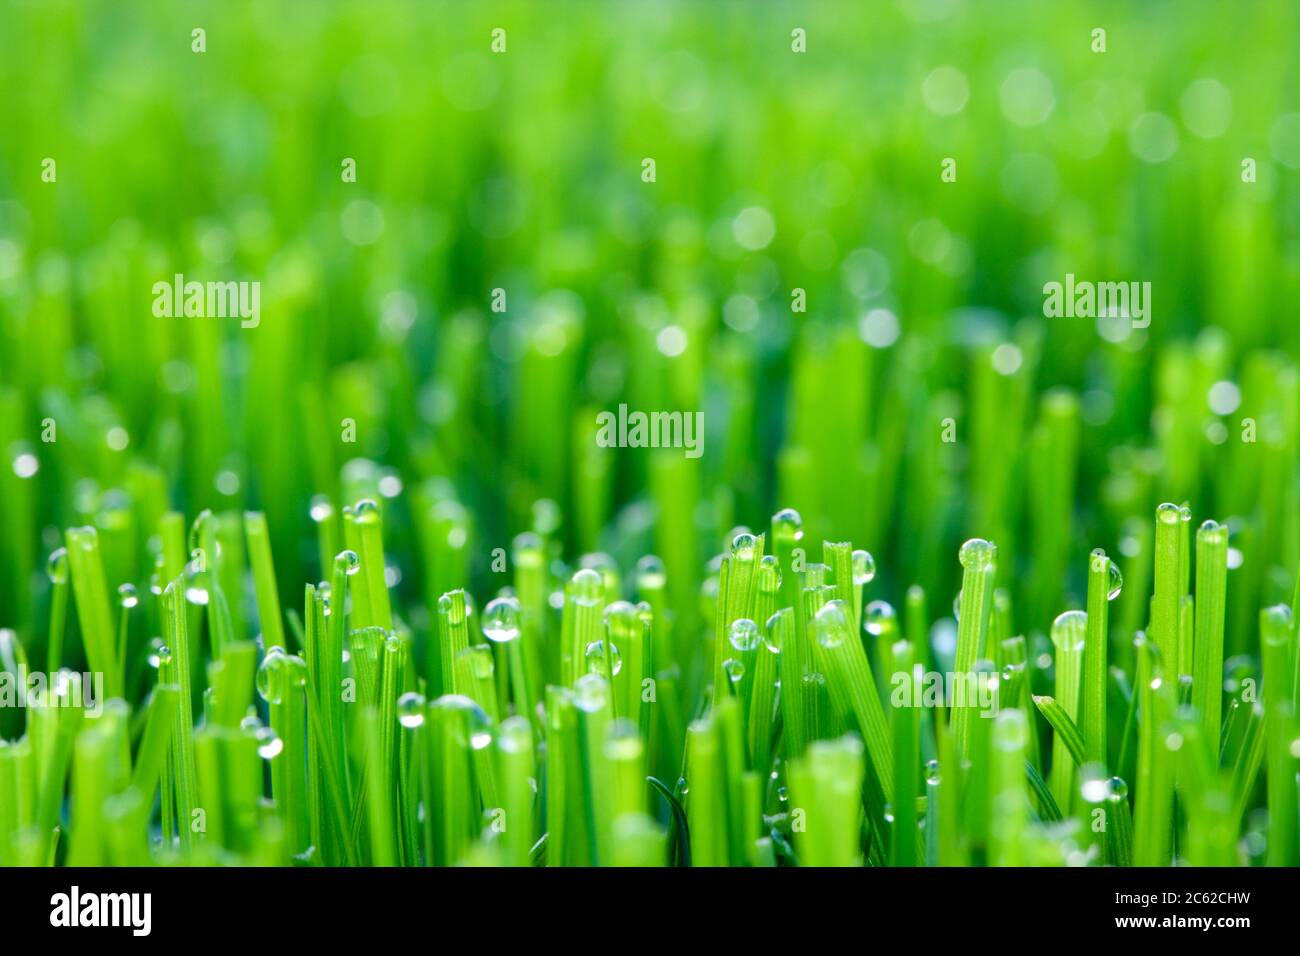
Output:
[
  {"xmin": 1049, "ymin": 610, "xmax": 1086, "ymax": 806},
  {"xmin": 1150, "ymin": 503, "xmax": 1182, "ymax": 687},
  {"xmin": 495, "ymin": 716, "xmax": 535, "ymax": 866},
  {"xmin": 989, "ymin": 708, "xmax": 1029, "ymax": 866},
  {"xmin": 64, "ymin": 527, "xmax": 121, "ymax": 698},
  {"xmin": 245, "ymin": 512, "xmax": 285, "ymax": 649},
  {"xmin": 1192, "ymin": 520, "xmax": 1229, "ymax": 756},
  {"xmin": 161, "ymin": 582, "xmax": 198, "ymax": 854},
  {"xmin": 788, "ymin": 735, "xmax": 865, "ymax": 867},
  {"xmin": 889, "ymin": 648, "xmax": 920, "ymax": 866},
  {"xmin": 951, "ymin": 539, "xmax": 997, "ymax": 757},
  {"xmin": 1082, "ymin": 550, "xmax": 1111, "ymax": 767},
  {"xmin": 45, "ymin": 550, "xmax": 69, "ymax": 672},
  {"xmin": 1261, "ymin": 604, "xmax": 1297, "ymax": 865},
  {"xmin": 686, "ymin": 717, "xmax": 727, "ymax": 867},
  {"xmin": 1132, "ymin": 634, "xmax": 1176, "ymax": 865}
]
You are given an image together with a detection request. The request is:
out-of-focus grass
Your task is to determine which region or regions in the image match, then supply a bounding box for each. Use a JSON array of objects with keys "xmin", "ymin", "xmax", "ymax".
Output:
[{"xmin": 2, "ymin": 1, "xmax": 1297, "ymax": 618}]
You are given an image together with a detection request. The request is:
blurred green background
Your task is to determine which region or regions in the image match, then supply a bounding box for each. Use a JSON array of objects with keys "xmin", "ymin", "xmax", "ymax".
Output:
[{"xmin": 2, "ymin": 0, "xmax": 1299, "ymax": 668}]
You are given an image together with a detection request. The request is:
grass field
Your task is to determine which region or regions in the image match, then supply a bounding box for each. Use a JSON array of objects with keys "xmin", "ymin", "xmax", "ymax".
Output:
[{"xmin": 1, "ymin": 0, "xmax": 1299, "ymax": 866}]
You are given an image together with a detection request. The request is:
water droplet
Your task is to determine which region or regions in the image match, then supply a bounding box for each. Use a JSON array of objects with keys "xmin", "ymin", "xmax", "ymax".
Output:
[
  {"xmin": 604, "ymin": 720, "xmax": 642, "ymax": 761},
  {"xmin": 1197, "ymin": 518, "xmax": 1228, "ymax": 554},
  {"xmin": 353, "ymin": 498, "xmax": 381, "ymax": 523},
  {"xmin": 731, "ymin": 531, "xmax": 757, "ymax": 560},
  {"xmin": 723, "ymin": 657, "xmax": 746, "ymax": 683},
  {"xmin": 636, "ymin": 600, "xmax": 654, "ymax": 630},
  {"xmin": 377, "ymin": 471, "xmax": 403, "ymax": 499},
  {"xmin": 481, "ymin": 596, "xmax": 521, "ymax": 643},
  {"xmin": 11, "ymin": 450, "xmax": 38, "ymax": 479},
  {"xmin": 863, "ymin": 600, "xmax": 897, "ymax": 636},
  {"xmin": 1262, "ymin": 604, "xmax": 1292, "ymax": 631},
  {"xmin": 1000, "ymin": 661, "xmax": 1024, "ymax": 682},
  {"xmin": 729, "ymin": 618, "xmax": 761, "ymax": 652},
  {"xmin": 776, "ymin": 785, "xmax": 789, "ymax": 802},
  {"xmin": 571, "ymin": 567, "xmax": 604, "ymax": 606},
  {"xmin": 852, "ymin": 549, "xmax": 876, "ymax": 586},
  {"xmin": 603, "ymin": 600, "xmax": 637, "ymax": 629},
  {"xmin": 573, "ymin": 673, "xmax": 609, "ymax": 713},
  {"xmin": 188, "ymin": 510, "xmax": 213, "ymax": 553},
  {"xmin": 256, "ymin": 727, "xmax": 283, "ymax": 759},
  {"xmin": 814, "ymin": 600, "xmax": 852, "ymax": 649},
  {"xmin": 635, "ymin": 554, "xmax": 666, "ymax": 590},
  {"xmin": 309, "ymin": 496, "xmax": 333, "ymax": 523},
  {"xmin": 511, "ymin": 529, "xmax": 542, "ymax": 552},
  {"xmin": 117, "ymin": 582, "xmax": 139, "ymax": 609},
  {"xmin": 1051, "ymin": 610, "xmax": 1087, "ymax": 651},
  {"xmin": 1107, "ymin": 777, "xmax": 1128, "ymax": 800},
  {"xmin": 532, "ymin": 498, "xmax": 561, "ymax": 536},
  {"xmin": 584, "ymin": 639, "xmax": 622, "ymax": 676},
  {"xmin": 184, "ymin": 552, "xmax": 210, "ymax": 606},
  {"xmin": 459, "ymin": 645, "xmax": 494, "ymax": 681},
  {"xmin": 763, "ymin": 610, "xmax": 786, "ymax": 654},
  {"xmin": 147, "ymin": 638, "xmax": 168, "ymax": 669},
  {"xmin": 498, "ymin": 716, "xmax": 532, "ymax": 754},
  {"xmin": 45, "ymin": 546, "xmax": 70, "ymax": 585},
  {"xmin": 772, "ymin": 507, "xmax": 803, "ymax": 542},
  {"xmin": 397, "ymin": 691, "xmax": 427, "ymax": 728},
  {"xmin": 1107, "ymin": 563, "xmax": 1123, "ymax": 600},
  {"xmin": 1156, "ymin": 501, "xmax": 1181, "ymax": 525},
  {"xmin": 958, "ymin": 538, "xmax": 997, "ymax": 571},
  {"xmin": 925, "ymin": 759, "xmax": 941, "ymax": 785},
  {"xmin": 335, "ymin": 550, "xmax": 360, "ymax": 577},
  {"xmin": 430, "ymin": 694, "xmax": 494, "ymax": 749},
  {"xmin": 758, "ymin": 554, "xmax": 782, "ymax": 593},
  {"xmin": 256, "ymin": 647, "xmax": 287, "ymax": 704},
  {"xmin": 283, "ymin": 654, "xmax": 308, "ymax": 688},
  {"xmin": 993, "ymin": 709, "xmax": 1027, "ymax": 750},
  {"xmin": 1090, "ymin": 549, "xmax": 1123, "ymax": 600},
  {"xmin": 436, "ymin": 591, "xmax": 467, "ymax": 627}
]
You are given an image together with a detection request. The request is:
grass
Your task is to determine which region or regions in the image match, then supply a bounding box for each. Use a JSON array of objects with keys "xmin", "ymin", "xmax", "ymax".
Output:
[
  {"xmin": 1, "ymin": 495, "xmax": 1296, "ymax": 867},
  {"xmin": 1, "ymin": 0, "xmax": 1300, "ymax": 867}
]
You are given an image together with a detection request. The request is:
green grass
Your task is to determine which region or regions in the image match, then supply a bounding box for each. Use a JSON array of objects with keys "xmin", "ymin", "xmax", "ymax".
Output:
[
  {"xmin": 2, "ymin": 0, "xmax": 1300, "ymax": 867},
  {"xmin": 1, "ymin": 495, "xmax": 1295, "ymax": 866}
]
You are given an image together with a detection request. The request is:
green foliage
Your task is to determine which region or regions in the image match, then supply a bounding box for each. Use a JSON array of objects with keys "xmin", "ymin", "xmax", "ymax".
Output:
[{"xmin": 1, "ymin": 0, "xmax": 1299, "ymax": 867}]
